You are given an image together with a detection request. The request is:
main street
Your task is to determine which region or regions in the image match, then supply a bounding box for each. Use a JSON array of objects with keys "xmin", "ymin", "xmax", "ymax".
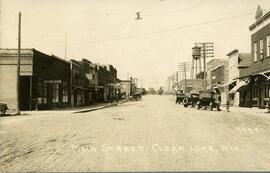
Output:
[{"xmin": 1, "ymin": 95, "xmax": 270, "ymax": 172}]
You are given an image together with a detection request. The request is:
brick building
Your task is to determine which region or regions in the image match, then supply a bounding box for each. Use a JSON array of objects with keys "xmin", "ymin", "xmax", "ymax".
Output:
[
  {"xmin": 96, "ymin": 64, "xmax": 118, "ymax": 102},
  {"xmin": 206, "ymin": 59, "xmax": 229, "ymax": 104},
  {"xmin": 0, "ymin": 49, "xmax": 70, "ymax": 111},
  {"xmin": 178, "ymin": 79, "xmax": 204, "ymax": 94},
  {"xmin": 82, "ymin": 60, "xmax": 99, "ymax": 103},
  {"xmin": 70, "ymin": 59, "xmax": 88, "ymax": 107},
  {"xmin": 206, "ymin": 59, "xmax": 228, "ymax": 87},
  {"xmin": 239, "ymin": 7, "xmax": 270, "ymax": 108},
  {"xmin": 226, "ymin": 49, "xmax": 251, "ymax": 106}
]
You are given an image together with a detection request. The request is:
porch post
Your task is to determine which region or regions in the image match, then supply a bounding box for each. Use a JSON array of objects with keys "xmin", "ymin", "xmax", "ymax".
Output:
[{"xmin": 29, "ymin": 76, "xmax": 32, "ymax": 111}]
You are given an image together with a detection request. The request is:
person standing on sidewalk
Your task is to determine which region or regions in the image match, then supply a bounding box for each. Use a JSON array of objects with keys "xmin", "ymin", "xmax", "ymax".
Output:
[
  {"xmin": 267, "ymin": 99, "xmax": 270, "ymax": 113},
  {"xmin": 226, "ymin": 100, "xmax": 230, "ymax": 112}
]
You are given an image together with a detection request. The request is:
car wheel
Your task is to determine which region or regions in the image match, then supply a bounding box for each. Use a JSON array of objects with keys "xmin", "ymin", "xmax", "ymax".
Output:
[{"xmin": 182, "ymin": 98, "xmax": 188, "ymax": 105}]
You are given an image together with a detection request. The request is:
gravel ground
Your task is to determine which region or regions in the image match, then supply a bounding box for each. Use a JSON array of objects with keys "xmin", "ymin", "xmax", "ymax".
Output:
[{"xmin": 0, "ymin": 95, "xmax": 270, "ymax": 172}]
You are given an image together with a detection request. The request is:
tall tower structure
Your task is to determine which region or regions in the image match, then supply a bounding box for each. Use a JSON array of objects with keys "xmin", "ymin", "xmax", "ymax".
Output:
[
  {"xmin": 191, "ymin": 46, "xmax": 202, "ymax": 79},
  {"xmin": 191, "ymin": 42, "xmax": 214, "ymax": 89}
]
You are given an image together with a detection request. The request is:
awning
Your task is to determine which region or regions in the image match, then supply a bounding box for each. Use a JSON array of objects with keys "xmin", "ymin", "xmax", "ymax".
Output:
[
  {"xmin": 229, "ymin": 80, "xmax": 248, "ymax": 93},
  {"xmin": 222, "ymin": 79, "xmax": 236, "ymax": 87},
  {"xmin": 236, "ymin": 69, "xmax": 270, "ymax": 80},
  {"xmin": 255, "ymin": 69, "xmax": 270, "ymax": 80}
]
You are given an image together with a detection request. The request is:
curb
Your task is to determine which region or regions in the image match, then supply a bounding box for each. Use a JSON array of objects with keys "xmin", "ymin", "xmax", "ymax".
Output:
[
  {"xmin": 72, "ymin": 105, "xmax": 112, "ymax": 114},
  {"xmin": 72, "ymin": 100, "xmax": 129, "ymax": 114}
]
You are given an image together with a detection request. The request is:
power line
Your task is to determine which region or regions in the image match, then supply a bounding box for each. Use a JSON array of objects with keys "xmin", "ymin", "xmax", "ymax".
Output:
[
  {"xmin": 145, "ymin": 0, "xmax": 209, "ymax": 16},
  {"xmin": 139, "ymin": 0, "xmax": 163, "ymax": 13},
  {"xmin": 37, "ymin": 11, "xmax": 255, "ymax": 48},
  {"xmin": 85, "ymin": 0, "xmax": 163, "ymax": 17}
]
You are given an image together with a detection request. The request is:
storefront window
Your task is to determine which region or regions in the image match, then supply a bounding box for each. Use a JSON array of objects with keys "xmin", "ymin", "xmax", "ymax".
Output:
[
  {"xmin": 62, "ymin": 82, "xmax": 69, "ymax": 103},
  {"xmin": 265, "ymin": 85, "xmax": 269, "ymax": 98},
  {"xmin": 43, "ymin": 83, "xmax": 47, "ymax": 104},
  {"xmin": 246, "ymin": 91, "xmax": 250, "ymax": 100},
  {"xmin": 52, "ymin": 83, "xmax": 59, "ymax": 103},
  {"xmin": 37, "ymin": 80, "xmax": 43, "ymax": 104},
  {"xmin": 253, "ymin": 86, "xmax": 258, "ymax": 99}
]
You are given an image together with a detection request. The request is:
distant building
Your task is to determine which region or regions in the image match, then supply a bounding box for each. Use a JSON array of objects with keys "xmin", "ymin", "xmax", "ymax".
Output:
[
  {"xmin": 0, "ymin": 49, "xmax": 70, "ymax": 111},
  {"xmin": 207, "ymin": 59, "xmax": 228, "ymax": 87},
  {"xmin": 239, "ymin": 7, "xmax": 270, "ymax": 108},
  {"xmin": 178, "ymin": 79, "xmax": 204, "ymax": 94},
  {"xmin": 97, "ymin": 64, "xmax": 118, "ymax": 102},
  {"xmin": 70, "ymin": 59, "xmax": 88, "ymax": 107},
  {"xmin": 207, "ymin": 59, "xmax": 229, "ymax": 104},
  {"xmin": 120, "ymin": 80, "xmax": 131, "ymax": 98},
  {"xmin": 226, "ymin": 49, "xmax": 251, "ymax": 106},
  {"xmin": 81, "ymin": 59, "xmax": 98, "ymax": 104}
]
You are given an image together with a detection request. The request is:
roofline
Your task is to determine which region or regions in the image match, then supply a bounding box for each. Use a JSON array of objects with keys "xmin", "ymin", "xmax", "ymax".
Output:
[
  {"xmin": 70, "ymin": 59, "xmax": 82, "ymax": 66},
  {"xmin": 207, "ymin": 58, "xmax": 228, "ymax": 63},
  {"xmin": 0, "ymin": 48, "xmax": 34, "ymax": 55},
  {"xmin": 50, "ymin": 54, "xmax": 70, "ymax": 64},
  {"xmin": 226, "ymin": 49, "xmax": 239, "ymax": 56},
  {"xmin": 249, "ymin": 10, "xmax": 270, "ymax": 31},
  {"xmin": 0, "ymin": 48, "xmax": 70, "ymax": 64},
  {"xmin": 82, "ymin": 58, "xmax": 92, "ymax": 64}
]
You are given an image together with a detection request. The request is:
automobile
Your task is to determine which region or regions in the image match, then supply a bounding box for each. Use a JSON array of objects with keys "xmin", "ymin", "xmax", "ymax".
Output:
[
  {"xmin": 175, "ymin": 91, "xmax": 186, "ymax": 104},
  {"xmin": 132, "ymin": 92, "xmax": 142, "ymax": 101},
  {"xmin": 196, "ymin": 91, "xmax": 221, "ymax": 111},
  {"xmin": 182, "ymin": 93, "xmax": 200, "ymax": 107},
  {"xmin": 0, "ymin": 102, "xmax": 8, "ymax": 115}
]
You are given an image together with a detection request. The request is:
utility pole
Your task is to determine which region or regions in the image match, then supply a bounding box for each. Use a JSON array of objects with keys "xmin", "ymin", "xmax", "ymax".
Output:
[
  {"xmin": 178, "ymin": 62, "xmax": 190, "ymax": 93},
  {"xmin": 65, "ymin": 32, "xmax": 67, "ymax": 60},
  {"xmin": 0, "ymin": 0, "xmax": 2, "ymax": 48},
  {"xmin": 203, "ymin": 43, "xmax": 206, "ymax": 90},
  {"xmin": 194, "ymin": 42, "xmax": 214, "ymax": 90},
  {"xmin": 184, "ymin": 63, "xmax": 187, "ymax": 93},
  {"xmin": 176, "ymin": 72, "xmax": 178, "ymax": 91},
  {"xmin": 16, "ymin": 12, "xmax": 22, "ymax": 115}
]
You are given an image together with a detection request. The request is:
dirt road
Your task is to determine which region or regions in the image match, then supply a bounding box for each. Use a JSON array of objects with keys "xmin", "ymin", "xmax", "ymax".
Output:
[{"xmin": 1, "ymin": 95, "xmax": 270, "ymax": 172}]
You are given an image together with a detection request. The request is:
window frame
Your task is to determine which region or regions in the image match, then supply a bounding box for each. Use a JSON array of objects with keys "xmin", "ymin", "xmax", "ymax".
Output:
[
  {"xmin": 267, "ymin": 34, "xmax": 270, "ymax": 57},
  {"xmin": 254, "ymin": 42, "xmax": 258, "ymax": 62}
]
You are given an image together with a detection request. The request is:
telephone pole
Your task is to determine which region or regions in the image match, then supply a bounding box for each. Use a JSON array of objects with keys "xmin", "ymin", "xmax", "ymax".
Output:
[
  {"xmin": 178, "ymin": 62, "xmax": 190, "ymax": 93},
  {"xmin": 194, "ymin": 42, "xmax": 214, "ymax": 90},
  {"xmin": 176, "ymin": 71, "xmax": 178, "ymax": 91},
  {"xmin": 65, "ymin": 32, "xmax": 67, "ymax": 60},
  {"xmin": 184, "ymin": 63, "xmax": 187, "ymax": 93},
  {"xmin": 0, "ymin": 0, "xmax": 2, "ymax": 48},
  {"xmin": 16, "ymin": 12, "xmax": 22, "ymax": 115}
]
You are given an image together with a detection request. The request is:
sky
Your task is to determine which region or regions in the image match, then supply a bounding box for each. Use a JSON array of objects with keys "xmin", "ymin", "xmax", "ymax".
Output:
[{"xmin": 1, "ymin": 0, "xmax": 270, "ymax": 89}]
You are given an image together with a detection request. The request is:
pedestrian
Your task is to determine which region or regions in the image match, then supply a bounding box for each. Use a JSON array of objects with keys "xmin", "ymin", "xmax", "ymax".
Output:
[
  {"xmin": 217, "ymin": 94, "xmax": 222, "ymax": 111},
  {"xmin": 267, "ymin": 100, "xmax": 270, "ymax": 113},
  {"xmin": 226, "ymin": 100, "xmax": 230, "ymax": 112}
]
